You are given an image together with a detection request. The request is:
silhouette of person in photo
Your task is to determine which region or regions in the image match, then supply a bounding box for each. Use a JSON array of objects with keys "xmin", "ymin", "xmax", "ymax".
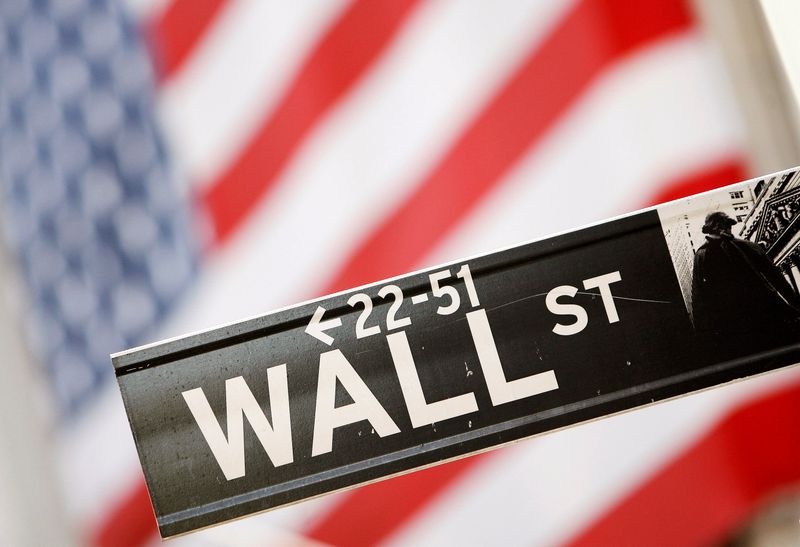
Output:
[{"xmin": 692, "ymin": 211, "xmax": 800, "ymax": 357}]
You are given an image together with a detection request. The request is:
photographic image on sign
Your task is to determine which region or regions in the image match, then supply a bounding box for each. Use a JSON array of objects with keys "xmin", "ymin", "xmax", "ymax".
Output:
[
  {"xmin": 659, "ymin": 169, "xmax": 800, "ymax": 358},
  {"xmin": 113, "ymin": 168, "xmax": 800, "ymax": 538}
]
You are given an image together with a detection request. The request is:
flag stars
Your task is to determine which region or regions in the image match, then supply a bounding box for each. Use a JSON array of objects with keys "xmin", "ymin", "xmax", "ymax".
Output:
[
  {"xmin": 0, "ymin": 0, "xmax": 198, "ymax": 416},
  {"xmin": 53, "ymin": 205, "xmax": 94, "ymax": 251},
  {"xmin": 80, "ymin": 90, "xmax": 123, "ymax": 140},
  {"xmin": 147, "ymin": 242, "xmax": 193, "ymax": 299},
  {"xmin": 26, "ymin": 238, "xmax": 66, "ymax": 290},
  {"xmin": 27, "ymin": 165, "xmax": 65, "ymax": 213},
  {"xmin": 48, "ymin": 127, "xmax": 90, "ymax": 174},
  {"xmin": 51, "ymin": 347, "xmax": 95, "ymax": 412},
  {"xmin": 110, "ymin": 47, "xmax": 152, "ymax": 95},
  {"xmin": 84, "ymin": 314, "xmax": 126, "ymax": 362},
  {"xmin": 50, "ymin": 0, "xmax": 89, "ymax": 21},
  {"xmin": 4, "ymin": 58, "xmax": 34, "ymax": 99},
  {"xmin": 114, "ymin": 127, "xmax": 157, "ymax": 178},
  {"xmin": 1, "ymin": 133, "xmax": 36, "ymax": 177},
  {"xmin": 80, "ymin": 164, "xmax": 122, "ymax": 216},
  {"xmin": 80, "ymin": 11, "xmax": 121, "ymax": 59},
  {"xmin": 48, "ymin": 53, "xmax": 91, "ymax": 101},
  {"xmin": 79, "ymin": 242, "xmax": 122, "ymax": 288},
  {"xmin": 1, "ymin": 0, "xmax": 27, "ymax": 22},
  {"xmin": 55, "ymin": 274, "xmax": 97, "ymax": 327},
  {"xmin": 113, "ymin": 203, "xmax": 159, "ymax": 255},
  {"xmin": 20, "ymin": 14, "xmax": 58, "ymax": 60},
  {"xmin": 24, "ymin": 93, "xmax": 61, "ymax": 135},
  {"xmin": 111, "ymin": 283, "xmax": 158, "ymax": 338}
]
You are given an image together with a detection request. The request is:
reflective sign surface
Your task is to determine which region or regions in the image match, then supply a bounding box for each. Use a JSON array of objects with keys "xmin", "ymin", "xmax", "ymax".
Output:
[{"xmin": 114, "ymin": 167, "xmax": 800, "ymax": 538}]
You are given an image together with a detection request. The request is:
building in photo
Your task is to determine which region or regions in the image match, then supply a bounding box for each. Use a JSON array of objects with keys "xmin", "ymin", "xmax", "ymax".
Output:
[{"xmin": 739, "ymin": 170, "xmax": 800, "ymax": 292}]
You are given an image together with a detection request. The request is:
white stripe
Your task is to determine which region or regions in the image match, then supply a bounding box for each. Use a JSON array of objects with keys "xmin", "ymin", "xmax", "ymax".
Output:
[
  {"xmin": 56, "ymin": 384, "xmax": 142, "ymax": 527},
  {"xmin": 159, "ymin": 0, "xmax": 576, "ymax": 337},
  {"xmin": 157, "ymin": 0, "xmax": 349, "ymax": 187},
  {"xmin": 385, "ymin": 366, "xmax": 800, "ymax": 547},
  {"xmin": 425, "ymin": 32, "xmax": 745, "ymax": 267}
]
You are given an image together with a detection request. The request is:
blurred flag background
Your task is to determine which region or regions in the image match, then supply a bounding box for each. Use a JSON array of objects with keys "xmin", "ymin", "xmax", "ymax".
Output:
[{"xmin": 1, "ymin": 0, "xmax": 800, "ymax": 545}]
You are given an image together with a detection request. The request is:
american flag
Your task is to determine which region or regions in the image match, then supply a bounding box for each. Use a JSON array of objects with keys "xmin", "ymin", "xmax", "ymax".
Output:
[{"xmin": 2, "ymin": 0, "xmax": 800, "ymax": 545}]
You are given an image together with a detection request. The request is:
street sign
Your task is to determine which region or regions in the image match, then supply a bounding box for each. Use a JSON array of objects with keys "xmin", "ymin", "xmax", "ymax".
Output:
[{"xmin": 113, "ymin": 167, "xmax": 800, "ymax": 538}]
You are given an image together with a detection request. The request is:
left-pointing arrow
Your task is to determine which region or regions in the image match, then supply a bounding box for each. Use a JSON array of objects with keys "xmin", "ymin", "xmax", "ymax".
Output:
[{"xmin": 305, "ymin": 306, "xmax": 342, "ymax": 346}]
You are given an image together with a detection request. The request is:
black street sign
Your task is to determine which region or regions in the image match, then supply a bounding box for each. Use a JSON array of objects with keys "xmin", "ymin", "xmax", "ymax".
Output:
[{"xmin": 113, "ymin": 167, "xmax": 800, "ymax": 538}]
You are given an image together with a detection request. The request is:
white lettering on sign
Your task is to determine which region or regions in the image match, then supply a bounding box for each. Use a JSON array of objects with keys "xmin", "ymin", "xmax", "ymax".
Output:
[
  {"xmin": 347, "ymin": 293, "xmax": 381, "ymax": 339},
  {"xmin": 467, "ymin": 309, "xmax": 558, "ymax": 405},
  {"xmin": 181, "ymin": 365, "xmax": 293, "ymax": 481},
  {"xmin": 379, "ymin": 285, "xmax": 413, "ymax": 330},
  {"xmin": 387, "ymin": 330, "xmax": 478, "ymax": 427},
  {"xmin": 546, "ymin": 271, "xmax": 623, "ymax": 335},
  {"xmin": 312, "ymin": 349, "xmax": 400, "ymax": 456},
  {"xmin": 182, "ymin": 270, "xmax": 628, "ymax": 479},
  {"xmin": 583, "ymin": 271, "xmax": 622, "ymax": 323},
  {"xmin": 430, "ymin": 270, "xmax": 461, "ymax": 315},
  {"xmin": 308, "ymin": 265, "xmax": 483, "ymax": 344},
  {"xmin": 546, "ymin": 285, "xmax": 589, "ymax": 336},
  {"xmin": 305, "ymin": 306, "xmax": 342, "ymax": 346}
]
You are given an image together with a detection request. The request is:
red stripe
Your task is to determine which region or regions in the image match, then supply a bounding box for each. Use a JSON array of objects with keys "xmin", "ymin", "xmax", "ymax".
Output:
[
  {"xmin": 566, "ymin": 379, "xmax": 800, "ymax": 547},
  {"xmin": 646, "ymin": 158, "xmax": 748, "ymax": 207},
  {"xmin": 91, "ymin": 481, "xmax": 154, "ymax": 547},
  {"xmin": 200, "ymin": 0, "xmax": 422, "ymax": 244},
  {"xmin": 320, "ymin": 0, "xmax": 692, "ymax": 295},
  {"xmin": 146, "ymin": 0, "xmax": 227, "ymax": 81},
  {"xmin": 308, "ymin": 456, "xmax": 481, "ymax": 546},
  {"xmin": 305, "ymin": 2, "xmax": 694, "ymax": 546}
]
